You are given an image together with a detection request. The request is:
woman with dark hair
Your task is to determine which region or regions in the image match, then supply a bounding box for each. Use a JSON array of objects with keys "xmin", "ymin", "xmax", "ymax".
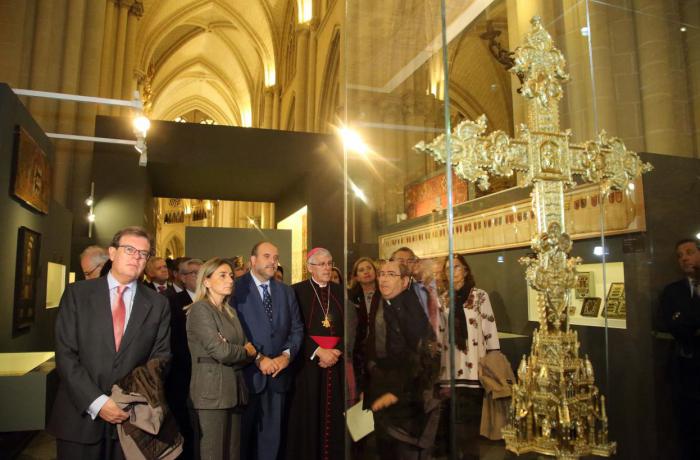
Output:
[
  {"xmin": 438, "ymin": 254, "xmax": 500, "ymax": 448},
  {"xmin": 330, "ymin": 266, "xmax": 344, "ymax": 286},
  {"xmin": 347, "ymin": 257, "xmax": 380, "ymax": 401},
  {"xmin": 186, "ymin": 258, "xmax": 257, "ymax": 460}
]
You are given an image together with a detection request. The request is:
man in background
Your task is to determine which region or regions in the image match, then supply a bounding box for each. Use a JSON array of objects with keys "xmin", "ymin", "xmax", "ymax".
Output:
[
  {"xmin": 145, "ymin": 256, "xmax": 175, "ymax": 296},
  {"xmin": 660, "ymin": 238, "xmax": 700, "ymax": 459},
  {"xmin": 167, "ymin": 258, "xmax": 202, "ymax": 460},
  {"xmin": 370, "ymin": 259, "xmax": 439, "ymax": 459},
  {"xmin": 79, "ymin": 246, "xmax": 109, "ymax": 280}
]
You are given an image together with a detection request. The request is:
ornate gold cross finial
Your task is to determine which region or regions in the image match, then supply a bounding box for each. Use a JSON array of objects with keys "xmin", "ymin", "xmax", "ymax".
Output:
[{"xmin": 414, "ymin": 16, "xmax": 653, "ymax": 458}]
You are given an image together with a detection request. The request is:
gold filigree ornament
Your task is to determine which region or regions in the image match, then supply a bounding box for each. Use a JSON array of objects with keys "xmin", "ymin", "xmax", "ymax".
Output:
[{"xmin": 414, "ymin": 16, "xmax": 653, "ymax": 459}]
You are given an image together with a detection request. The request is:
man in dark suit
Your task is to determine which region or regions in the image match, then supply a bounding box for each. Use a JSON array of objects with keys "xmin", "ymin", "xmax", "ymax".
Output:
[
  {"xmin": 145, "ymin": 256, "xmax": 176, "ymax": 297},
  {"xmin": 660, "ymin": 238, "xmax": 700, "ymax": 459},
  {"xmin": 166, "ymin": 258, "xmax": 202, "ymax": 460},
  {"xmin": 47, "ymin": 226, "xmax": 171, "ymax": 459},
  {"xmin": 370, "ymin": 259, "xmax": 440, "ymax": 460},
  {"xmin": 232, "ymin": 241, "xmax": 303, "ymax": 460}
]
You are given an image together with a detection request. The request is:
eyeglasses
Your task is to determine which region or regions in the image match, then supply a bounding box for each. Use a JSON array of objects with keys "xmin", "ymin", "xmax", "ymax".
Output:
[
  {"xmin": 378, "ymin": 271, "xmax": 402, "ymax": 278},
  {"xmin": 83, "ymin": 263, "xmax": 103, "ymax": 277},
  {"xmin": 182, "ymin": 271, "xmax": 199, "ymax": 276},
  {"xmin": 309, "ymin": 261, "xmax": 334, "ymax": 268},
  {"xmin": 118, "ymin": 245, "xmax": 151, "ymax": 260}
]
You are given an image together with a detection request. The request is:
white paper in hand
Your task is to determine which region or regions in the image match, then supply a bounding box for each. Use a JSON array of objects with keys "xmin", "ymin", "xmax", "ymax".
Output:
[{"xmin": 345, "ymin": 399, "xmax": 374, "ymax": 442}]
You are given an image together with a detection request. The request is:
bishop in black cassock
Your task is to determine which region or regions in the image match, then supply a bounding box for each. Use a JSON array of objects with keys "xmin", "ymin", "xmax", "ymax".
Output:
[{"xmin": 287, "ymin": 248, "xmax": 345, "ymax": 460}]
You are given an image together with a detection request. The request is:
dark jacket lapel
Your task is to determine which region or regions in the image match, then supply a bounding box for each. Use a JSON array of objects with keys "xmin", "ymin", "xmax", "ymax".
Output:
[{"xmin": 117, "ymin": 284, "xmax": 152, "ymax": 356}]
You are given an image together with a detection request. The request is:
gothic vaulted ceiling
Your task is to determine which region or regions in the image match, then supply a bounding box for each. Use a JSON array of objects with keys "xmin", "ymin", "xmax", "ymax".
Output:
[{"xmin": 136, "ymin": 0, "xmax": 289, "ymax": 126}]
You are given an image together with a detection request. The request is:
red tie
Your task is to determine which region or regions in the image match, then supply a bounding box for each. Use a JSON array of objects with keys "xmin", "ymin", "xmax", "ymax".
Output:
[
  {"xmin": 113, "ymin": 285, "xmax": 127, "ymax": 351},
  {"xmin": 157, "ymin": 284, "xmax": 166, "ymax": 293}
]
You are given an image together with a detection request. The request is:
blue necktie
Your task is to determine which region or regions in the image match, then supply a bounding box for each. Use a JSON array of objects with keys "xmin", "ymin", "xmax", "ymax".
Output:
[{"xmin": 261, "ymin": 284, "xmax": 273, "ymax": 323}]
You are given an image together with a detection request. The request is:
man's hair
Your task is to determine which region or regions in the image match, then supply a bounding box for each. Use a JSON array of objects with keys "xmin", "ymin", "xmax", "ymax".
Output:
[
  {"xmin": 675, "ymin": 238, "xmax": 700, "ymax": 250},
  {"xmin": 380, "ymin": 259, "xmax": 411, "ymax": 278},
  {"xmin": 146, "ymin": 256, "xmax": 165, "ymax": 273},
  {"xmin": 175, "ymin": 257, "xmax": 192, "ymax": 273},
  {"xmin": 251, "ymin": 240, "xmax": 276, "ymax": 256},
  {"xmin": 110, "ymin": 226, "xmax": 153, "ymax": 252},
  {"xmin": 389, "ymin": 246, "xmax": 417, "ymax": 261},
  {"xmin": 230, "ymin": 255, "xmax": 246, "ymax": 269},
  {"xmin": 79, "ymin": 245, "xmax": 109, "ymax": 267},
  {"xmin": 184, "ymin": 258, "xmax": 204, "ymax": 271}
]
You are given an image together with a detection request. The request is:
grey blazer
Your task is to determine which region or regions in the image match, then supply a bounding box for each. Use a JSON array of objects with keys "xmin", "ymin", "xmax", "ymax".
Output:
[{"xmin": 187, "ymin": 300, "xmax": 252, "ymax": 409}]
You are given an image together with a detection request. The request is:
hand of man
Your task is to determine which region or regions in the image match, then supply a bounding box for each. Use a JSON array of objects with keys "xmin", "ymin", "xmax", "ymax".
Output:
[
  {"xmin": 271, "ymin": 354, "xmax": 290, "ymax": 378},
  {"xmin": 98, "ymin": 398, "xmax": 129, "ymax": 424},
  {"xmin": 258, "ymin": 356, "xmax": 280, "ymax": 375},
  {"xmin": 244, "ymin": 342, "xmax": 257, "ymax": 357},
  {"xmin": 371, "ymin": 393, "xmax": 399, "ymax": 412},
  {"xmin": 316, "ymin": 348, "xmax": 341, "ymax": 368}
]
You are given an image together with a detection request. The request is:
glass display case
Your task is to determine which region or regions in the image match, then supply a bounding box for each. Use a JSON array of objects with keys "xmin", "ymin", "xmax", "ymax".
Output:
[{"xmin": 342, "ymin": 1, "xmax": 700, "ymax": 459}]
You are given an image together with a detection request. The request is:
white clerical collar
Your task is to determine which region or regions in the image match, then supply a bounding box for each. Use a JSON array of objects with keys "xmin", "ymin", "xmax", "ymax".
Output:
[{"xmin": 311, "ymin": 276, "xmax": 328, "ymax": 288}]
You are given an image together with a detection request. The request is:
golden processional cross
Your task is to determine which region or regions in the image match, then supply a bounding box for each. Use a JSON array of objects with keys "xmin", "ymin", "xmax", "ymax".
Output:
[{"xmin": 415, "ymin": 16, "xmax": 651, "ymax": 459}]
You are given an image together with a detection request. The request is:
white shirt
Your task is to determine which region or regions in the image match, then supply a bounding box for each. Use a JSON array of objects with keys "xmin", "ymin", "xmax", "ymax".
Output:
[
  {"xmin": 186, "ymin": 289, "xmax": 196, "ymax": 301},
  {"xmin": 87, "ymin": 273, "xmax": 138, "ymax": 419},
  {"xmin": 251, "ymin": 271, "xmax": 272, "ymax": 301}
]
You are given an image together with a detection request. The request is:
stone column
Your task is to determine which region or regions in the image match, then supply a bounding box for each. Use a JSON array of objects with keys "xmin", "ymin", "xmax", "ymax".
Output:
[
  {"xmin": 633, "ymin": 0, "xmax": 693, "ymax": 155},
  {"xmin": 121, "ymin": 1, "xmax": 143, "ymax": 113},
  {"xmin": 111, "ymin": 1, "xmax": 130, "ymax": 115},
  {"xmin": 263, "ymin": 87, "xmax": 274, "ymax": 128},
  {"xmin": 306, "ymin": 19, "xmax": 318, "ymax": 131},
  {"xmin": 272, "ymin": 85, "xmax": 281, "ymax": 129},
  {"xmin": 294, "ymin": 24, "xmax": 310, "ymax": 131},
  {"xmin": 680, "ymin": 0, "xmax": 700, "ymax": 157},
  {"xmin": 54, "ymin": 0, "xmax": 88, "ymax": 208},
  {"xmin": 98, "ymin": 0, "xmax": 117, "ymax": 115}
]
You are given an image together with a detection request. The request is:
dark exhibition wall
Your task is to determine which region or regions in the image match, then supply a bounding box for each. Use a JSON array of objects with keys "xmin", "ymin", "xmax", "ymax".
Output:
[
  {"xmin": 90, "ymin": 116, "xmax": 344, "ymax": 265},
  {"xmin": 0, "ymin": 84, "xmax": 72, "ymax": 352}
]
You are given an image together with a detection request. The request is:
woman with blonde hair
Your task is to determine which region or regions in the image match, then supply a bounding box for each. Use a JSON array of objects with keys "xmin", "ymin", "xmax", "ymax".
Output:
[{"xmin": 186, "ymin": 258, "xmax": 256, "ymax": 460}]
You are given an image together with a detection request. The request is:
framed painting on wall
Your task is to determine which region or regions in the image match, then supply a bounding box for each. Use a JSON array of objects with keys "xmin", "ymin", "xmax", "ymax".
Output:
[
  {"xmin": 13, "ymin": 227, "xmax": 41, "ymax": 332},
  {"xmin": 12, "ymin": 126, "xmax": 51, "ymax": 214}
]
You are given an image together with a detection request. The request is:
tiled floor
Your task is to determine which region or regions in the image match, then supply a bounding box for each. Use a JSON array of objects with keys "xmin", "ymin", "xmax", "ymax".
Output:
[{"xmin": 16, "ymin": 432, "xmax": 55, "ymax": 460}]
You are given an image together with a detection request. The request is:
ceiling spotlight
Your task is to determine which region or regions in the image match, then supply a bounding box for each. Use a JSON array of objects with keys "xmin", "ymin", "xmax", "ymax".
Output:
[
  {"xmin": 696, "ymin": 231, "xmax": 700, "ymax": 240},
  {"xmin": 85, "ymin": 197, "xmax": 94, "ymax": 207},
  {"xmin": 133, "ymin": 115, "xmax": 150, "ymax": 137},
  {"xmin": 87, "ymin": 212, "xmax": 96, "ymax": 223},
  {"xmin": 681, "ymin": 26, "xmax": 687, "ymax": 32}
]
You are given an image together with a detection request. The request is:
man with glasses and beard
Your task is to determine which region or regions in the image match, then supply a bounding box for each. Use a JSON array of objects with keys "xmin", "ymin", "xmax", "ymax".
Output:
[
  {"xmin": 287, "ymin": 248, "xmax": 346, "ymax": 460},
  {"xmin": 166, "ymin": 258, "xmax": 202, "ymax": 459},
  {"xmin": 48, "ymin": 227, "xmax": 171, "ymax": 459},
  {"xmin": 232, "ymin": 241, "xmax": 303, "ymax": 460},
  {"xmin": 368, "ymin": 259, "xmax": 440, "ymax": 460}
]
